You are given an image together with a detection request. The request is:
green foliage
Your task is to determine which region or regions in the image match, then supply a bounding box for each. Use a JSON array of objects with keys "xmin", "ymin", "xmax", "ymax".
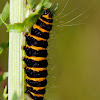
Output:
[
  {"xmin": 0, "ymin": 42, "xmax": 9, "ymax": 54},
  {"xmin": 42, "ymin": 0, "xmax": 52, "ymax": 8},
  {"xmin": 0, "ymin": 47, "xmax": 3, "ymax": 55},
  {"xmin": 3, "ymin": 86, "xmax": 8, "ymax": 100},
  {"xmin": 0, "ymin": 2, "xmax": 9, "ymax": 26},
  {"xmin": 0, "ymin": 42, "xmax": 9, "ymax": 49},
  {"xmin": 27, "ymin": 0, "xmax": 35, "ymax": 9},
  {"xmin": 50, "ymin": 3, "xmax": 58, "ymax": 15},
  {"xmin": 0, "ymin": 72, "xmax": 8, "ymax": 83},
  {"xmin": 6, "ymin": 14, "xmax": 38, "ymax": 32},
  {"xmin": 0, "ymin": 0, "xmax": 58, "ymax": 33},
  {"xmin": 0, "ymin": 0, "xmax": 58, "ymax": 32},
  {"xmin": 51, "ymin": 3, "xmax": 58, "ymax": 11},
  {"xmin": 6, "ymin": 0, "xmax": 52, "ymax": 32}
]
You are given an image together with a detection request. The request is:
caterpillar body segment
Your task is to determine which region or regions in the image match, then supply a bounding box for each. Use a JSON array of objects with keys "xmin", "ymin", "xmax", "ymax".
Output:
[{"xmin": 23, "ymin": 9, "xmax": 53, "ymax": 100}]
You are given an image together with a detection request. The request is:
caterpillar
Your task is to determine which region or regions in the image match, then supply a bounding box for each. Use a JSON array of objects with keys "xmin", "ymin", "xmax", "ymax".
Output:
[{"xmin": 23, "ymin": 9, "xmax": 53, "ymax": 100}]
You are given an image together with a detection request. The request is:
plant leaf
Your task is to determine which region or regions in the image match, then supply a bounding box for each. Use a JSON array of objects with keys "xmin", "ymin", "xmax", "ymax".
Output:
[
  {"xmin": 3, "ymin": 86, "xmax": 8, "ymax": 100},
  {"xmin": 0, "ymin": 47, "xmax": 3, "ymax": 54},
  {"xmin": 0, "ymin": 72, "xmax": 8, "ymax": 83},
  {"xmin": 0, "ymin": 42, "xmax": 9, "ymax": 54},
  {"xmin": 6, "ymin": 0, "xmax": 52, "ymax": 32},
  {"xmin": 43, "ymin": 2, "xmax": 52, "ymax": 8},
  {"xmin": 27, "ymin": 0, "xmax": 35, "ymax": 9},
  {"xmin": 0, "ymin": 42, "xmax": 9, "ymax": 49},
  {"xmin": 6, "ymin": 0, "xmax": 46, "ymax": 32},
  {"xmin": 0, "ymin": 2, "xmax": 9, "ymax": 26},
  {"xmin": 50, "ymin": 3, "xmax": 58, "ymax": 15},
  {"xmin": 53, "ymin": 3, "xmax": 58, "ymax": 11},
  {"xmin": 43, "ymin": 0, "xmax": 52, "ymax": 8},
  {"xmin": 6, "ymin": 13, "xmax": 38, "ymax": 32}
]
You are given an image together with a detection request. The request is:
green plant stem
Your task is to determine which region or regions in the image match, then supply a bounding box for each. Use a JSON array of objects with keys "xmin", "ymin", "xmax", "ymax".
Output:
[{"xmin": 8, "ymin": 0, "xmax": 25, "ymax": 100}]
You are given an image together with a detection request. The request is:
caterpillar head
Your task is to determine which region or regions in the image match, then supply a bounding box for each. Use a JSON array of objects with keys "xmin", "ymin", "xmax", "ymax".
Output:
[{"xmin": 43, "ymin": 8, "xmax": 53, "ymax": 18}]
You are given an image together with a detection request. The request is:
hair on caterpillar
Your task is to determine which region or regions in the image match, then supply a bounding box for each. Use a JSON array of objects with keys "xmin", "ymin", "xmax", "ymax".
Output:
[{"xmin": 53, "ymin": 0, "xmax": 89, "ymax": 28}]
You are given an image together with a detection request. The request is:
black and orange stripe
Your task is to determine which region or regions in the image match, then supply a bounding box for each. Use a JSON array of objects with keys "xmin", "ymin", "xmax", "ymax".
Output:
[{"xmin": 23, "ymin": 9, "xmax": 53, "ymax": 100}]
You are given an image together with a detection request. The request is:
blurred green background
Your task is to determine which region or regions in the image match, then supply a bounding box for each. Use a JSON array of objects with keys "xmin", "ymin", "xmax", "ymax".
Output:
[{"xmin": 0, "ymin": 0, "xmax": 100, "ymax": 100}]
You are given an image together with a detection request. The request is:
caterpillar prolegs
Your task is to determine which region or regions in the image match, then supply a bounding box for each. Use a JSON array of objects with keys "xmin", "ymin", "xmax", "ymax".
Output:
[{"xmin": 23, "ymin": 9, "xmax": 53, "ymax": 100}]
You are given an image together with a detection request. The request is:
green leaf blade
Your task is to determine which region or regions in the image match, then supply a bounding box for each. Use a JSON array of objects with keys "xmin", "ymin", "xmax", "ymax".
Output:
[
  {"xmin": 0, "ymin": 2, "xmax": 9, "ymax": 26},
  {"xmin": 0, "ymin": 47, "xmax": 3, "ymax": 54},
  {"xmin": 0, "ymin": 72, "xmax": 8, "ymax": 83},
  {"xmin": 3, "ymin": 86, "xmax": 8, "ymax": 100},
  {"xmin": 27, "ymin": 0, "xmax": 35, "ymax": 9},
  {"xmin": 0, "ymin": 42, "xmax": 9, "ymax": 54}
]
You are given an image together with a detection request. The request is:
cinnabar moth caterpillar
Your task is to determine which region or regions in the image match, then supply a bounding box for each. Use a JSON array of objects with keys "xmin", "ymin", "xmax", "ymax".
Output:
[{"xmin": 23, "ymin": 9, "xmax": 53, "ymax": 100}]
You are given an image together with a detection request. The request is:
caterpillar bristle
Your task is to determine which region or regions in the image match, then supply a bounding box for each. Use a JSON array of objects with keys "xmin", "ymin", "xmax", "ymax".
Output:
[{"xmin": 23, "ymin": 9, "xmax": 53, "ymax": 100}]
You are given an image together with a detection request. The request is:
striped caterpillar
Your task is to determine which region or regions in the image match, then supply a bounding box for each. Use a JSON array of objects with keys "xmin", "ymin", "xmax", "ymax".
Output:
[{"xmin": 23, "ymin": 9, "xmax": 53, "ymax": 100}]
